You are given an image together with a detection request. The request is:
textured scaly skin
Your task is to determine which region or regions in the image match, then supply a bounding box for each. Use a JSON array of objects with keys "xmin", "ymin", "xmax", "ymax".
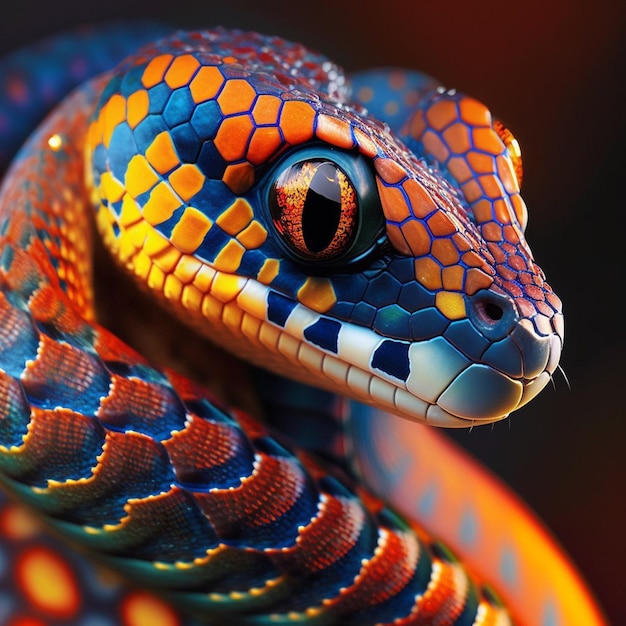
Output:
[{"xmin": 0, "ymin": 25, "xmax": 605, "ymax": 626}]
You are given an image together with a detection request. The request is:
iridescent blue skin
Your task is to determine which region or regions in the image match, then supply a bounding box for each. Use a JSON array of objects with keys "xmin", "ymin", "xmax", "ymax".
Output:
[
  {"xmin": 87, "ymin": 30, "xmax": 562, "ymax": 430},
  {"xmin": 0, "ymin": 22, "xmax": 569, "ymax": 626}
]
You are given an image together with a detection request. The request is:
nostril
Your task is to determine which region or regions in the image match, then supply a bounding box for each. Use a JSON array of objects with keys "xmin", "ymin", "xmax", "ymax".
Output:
[
  {"xmin": 468, "ymin": 290, "xmax": 518, "ymax": 340},
  {"xmin": 479, "ymin": 300, "xmax": 504, "ymax": 323}
]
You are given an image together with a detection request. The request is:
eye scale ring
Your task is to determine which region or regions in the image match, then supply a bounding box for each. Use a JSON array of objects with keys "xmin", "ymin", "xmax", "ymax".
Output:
[{"xmin": 270, "ymin": 160, "xmax": 358, "ymax": 261}]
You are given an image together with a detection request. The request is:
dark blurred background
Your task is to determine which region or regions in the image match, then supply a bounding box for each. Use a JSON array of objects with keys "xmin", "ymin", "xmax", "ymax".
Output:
[{"xmin": 1, "ymin": 1, "xmax": 624, "ymax": 623}]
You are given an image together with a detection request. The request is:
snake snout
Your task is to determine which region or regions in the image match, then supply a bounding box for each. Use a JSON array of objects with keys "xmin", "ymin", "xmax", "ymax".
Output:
[{"xmin": 468, "ymin": 288, "xmax": 562, "ymax": 377}]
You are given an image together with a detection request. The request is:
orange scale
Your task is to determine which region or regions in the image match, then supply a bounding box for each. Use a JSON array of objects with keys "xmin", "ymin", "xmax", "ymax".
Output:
[
  {"xmin": 525, "ymin": 284, "xmax": 546, "ymax": 301},
  {"xmin": 503, "ymin": 224, "xmax": 522, "ymax": 244},
  {"xmin": 425, "ymin": 98, "xmax": 459, "ymax": 131},
  {"xmin": 145, "ymin": 131, "xmax": 180, "ymax": 175},
  {"xmin": 189, "ymin": 65, "xmax": 225, "ymax": 103},
  {"xmin": 546, "ymin": 291, "xmax": 563, "ymax": 310},
  {"xmin": 518, "ymin": 273, "xmax": 533, "ymax": 285},
  {"xmin": 492, "ymin": 198, "xmax": 513, "ymax": 225},
  {"xmin": 315, "ymin": 113, "xmax": 355, "ymax": 149},
  {"xmin": 400, "ymin": 219, "xmax": 431, "ymax": 256},
  {"xmin": 508, "ymin": 254, "xmax": 528, "ymax": 271},
  {"xmin": 482, "ymin": 221, "xmax": 503, "ymax": 242},
  {"xmin": 496, "ymin": 264, "xmax": 517, "ymax": 282},
  {"xmin": 460, "ymin": 178, "xmax": 482, "ymax": 204},
  {"xmin": 501, "ymin": 241, "xmax": 518, "ymax": 256},
  {"xmin": 168, "ymin": 163, "xmax": 205, "ymax": 202},
  {"xmin": 251, "ymin": 93, "xmax": 282, "ymax": 125},
  {"xmin": 451, "ymin": 232, "xmax": 471, "ymax": 253},
  {"xmin": 465, "ymin": 267, "xmax": 493, "ymax": 294},
  {"xmin": 86, "ymin": 119, "xmax": 104, "ymax": 154},
  {"xmin": 223, "ymin": 162, "xmax": 256, "ymax": 194},
  {"xmin": 442, "ymin": 265, "xmax": 465, "ymax": 291},
  {"xmin": 427, "ymin": 211, "xmax": 457, "ymax": 237},
  {"xmin": 246, "ymin": 126, "xmax": 283, "ymax": 165},
  {"xmin": 535, "ymin": 302, "xmax": 555, "ymax": 321},
  {"xmin": 442, "ymin": 121, "xmax": 472, "ymax": 154},
  {"xmin": 466, "ymin": 150, "xmax": 496, "ymax": 176},
  {"xmin": 164, "ymin": 54, "xmax": 200, "ymax": 89},
  {"xmin": 403, "ymin": 178, "xmax": 438, "ymax": 218},
  {"xmin": 414, "ymin": 257, "xmax": 443, "ymax": 290},
  {"xmin": 421, "ymin": 129, "xmax": 449, "ymax": 163},
  {"xmin": 471, "ymin": 198, "xmax": 494, "ymax": 224},
  {"xmin": 446, "ymin": 156, "xmax": 473, "ymax": 184},
  {"xmin": 126, "ymin": 89, "xmax": 149, "ymax": 129},
  {"xmin": 500, "ymin": 281, "xmax": 523, "ymax": 300},
  {"xmin": 462, "ymin": 249, "xmax": 493, "ymax": 270},
  {"xmin": 16, "ymin": 546, "xmax": 80, "ymax": 619},
  {"xmin": 515, "ymin": 296, "xmax": 536, "ymax": 318},
  {"xmin": 458, "ymin": 96, "xmax": 492, "ymax": 127},
  {"xmin": 431, "ymin": 238, "xmax": 461, "ymax": 266},
  {"xmin": 375, "ymin": 157, "xmax": 407, "ymax": 185},
  {"xmin": 217, "ymin": 78, "xmax": 257, "ymax": 115},
  {"xmin": 280, "ymin": 100, "xmax": 316, "ymax": 144},
  {"xmin": 102, "ymin": 93, "xmax": 126, "ymax": 148},
  {"xmin": 486, "ymin": 243, "xmax": 506, "ymax": 266},
  {"xmin": 386, "ymin": 223, "xmax": 412, "ymax": 255},
  {"xmin": 471, "ymin": 127, "xmax": 505, "ymax": 156},
  {"xmin": 214, "ymin": 114, "xmax": 255, "ymax": 162},
  {"xmin": 353, "ymin": 127, "xmax": 378, "ymax": 158},
  {"xmin": 141, "ymin": 54, "xmax": 174, "ymax": 89},
  {"xmin": 297, "ymin": 277, "xmax": 337, "ymax": 312},
  {"xmin": 376, "ymin": 182, "xmax": 411, "ymax": 222},
  {"xmin": 477, "ymin": 173, "xmax": 505, "ymax": 200},
  {"xmin": 510, "ymin": 193, "xmax": 528, "ymax": 229},
  {"xmin": 496, "ymin": 153, "xmax": 520, "ymax": 194}
]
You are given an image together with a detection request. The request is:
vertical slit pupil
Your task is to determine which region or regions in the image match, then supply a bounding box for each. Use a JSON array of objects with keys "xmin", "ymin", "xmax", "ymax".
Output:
[{"xmin": 302, "ymin": 162, "xmax": 342, "ymax": 253}]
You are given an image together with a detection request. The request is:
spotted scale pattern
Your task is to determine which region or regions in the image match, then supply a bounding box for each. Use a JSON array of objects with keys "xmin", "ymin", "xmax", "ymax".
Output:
[
  {"xmin": 87, "ymin": 30, "xmax": 563, "ymax": 430},
  {"xmin": 0, "ymin": 50, "xmax": 510, "ymax": 625},
  {"xmin": 0, "ymin": 24, "xmax": 603, "ymax": 626}
]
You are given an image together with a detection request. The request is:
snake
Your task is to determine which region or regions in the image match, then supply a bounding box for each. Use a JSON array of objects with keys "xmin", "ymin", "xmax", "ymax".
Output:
[{"xmin": 0, "ymin": 23, "xmax": 607, "ymax": 626}]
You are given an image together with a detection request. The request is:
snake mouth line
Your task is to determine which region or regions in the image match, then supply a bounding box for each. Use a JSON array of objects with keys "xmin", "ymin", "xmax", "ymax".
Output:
[
  {"xmin": 233, "ymin": 281, "xmax": 526, "ymax": 428},
  {"xmin": 94, "ymin": 244, "xmax": 537, "ymax": 431}
]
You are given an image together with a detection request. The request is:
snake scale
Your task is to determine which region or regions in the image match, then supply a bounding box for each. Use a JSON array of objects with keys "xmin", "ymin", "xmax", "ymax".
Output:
[{"xmin": 0, "ymin": 23, "xmax": 607, "ymax": 625}]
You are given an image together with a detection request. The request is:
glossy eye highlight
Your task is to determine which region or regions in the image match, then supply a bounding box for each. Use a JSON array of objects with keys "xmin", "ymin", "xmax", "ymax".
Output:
[{"xmin": 270, "ymin": 160, "xmax": 358, "ymax": 261}]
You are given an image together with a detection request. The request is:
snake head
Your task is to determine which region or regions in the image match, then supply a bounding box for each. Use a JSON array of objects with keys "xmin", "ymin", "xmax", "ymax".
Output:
[{"xmin": 87, "ymin": 30, "xmax": 563, "ymax": 428}]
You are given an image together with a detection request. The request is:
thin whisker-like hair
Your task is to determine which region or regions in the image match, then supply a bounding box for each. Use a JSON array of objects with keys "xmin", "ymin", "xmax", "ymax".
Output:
[{"xmin": 557, "ymin": 364, "xmax": 571, "ymax": 391}]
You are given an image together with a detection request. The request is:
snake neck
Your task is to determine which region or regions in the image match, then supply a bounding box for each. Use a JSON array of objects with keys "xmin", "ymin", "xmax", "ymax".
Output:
[{"xmin": 95, "ymin": 238, "xmax": 355, "ymax": 471}]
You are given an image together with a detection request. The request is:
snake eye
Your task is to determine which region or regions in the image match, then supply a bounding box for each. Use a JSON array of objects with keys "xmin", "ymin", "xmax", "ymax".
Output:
[
  {"xmin": 270, "ymin": 160, "xmax": 358, "ymax": 261},
  {"xmin": 267, "ymin": 150, "xmax": 384, "ymax": 267},
  {"xmin": 493, "ymin": 119, "xmax": 523, "ymax": 188}
]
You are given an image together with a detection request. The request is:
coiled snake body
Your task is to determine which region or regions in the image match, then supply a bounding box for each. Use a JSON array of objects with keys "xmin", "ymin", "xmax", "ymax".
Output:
[{"xmin": 0, "ymin": 24, "xmax": 606, "ymax": 625}]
